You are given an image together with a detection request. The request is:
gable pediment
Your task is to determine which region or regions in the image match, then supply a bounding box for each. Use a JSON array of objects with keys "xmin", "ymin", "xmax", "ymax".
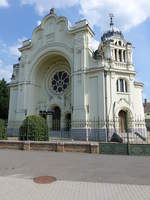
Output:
[
  {"xmin": 19, "ymin": 11, "xmax": 94, "ymax": 53},
  {"xmin": 31, "ymin": 14, "xmax": 71, "ymax": 46}
]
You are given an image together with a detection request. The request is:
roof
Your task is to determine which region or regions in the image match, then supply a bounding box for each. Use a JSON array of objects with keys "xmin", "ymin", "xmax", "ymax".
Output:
[{"xmin": 101, "ymin": 29, "xmax": 124, "ymax": 42}]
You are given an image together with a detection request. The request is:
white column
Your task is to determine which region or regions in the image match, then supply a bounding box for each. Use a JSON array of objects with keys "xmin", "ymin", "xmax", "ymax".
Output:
[
  {"xmin": 117, "ymin": 49, "xmax": 119, "ymax": 62},
  {"xmin": 124, "ymin": 50, "xmax": 126, "ymax": 62}
]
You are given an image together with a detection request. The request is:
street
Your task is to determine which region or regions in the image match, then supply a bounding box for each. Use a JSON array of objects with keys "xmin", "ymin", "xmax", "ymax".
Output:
[{"xmin": 0, "ymin": 149, "xmax": 150, "ymax": 185}]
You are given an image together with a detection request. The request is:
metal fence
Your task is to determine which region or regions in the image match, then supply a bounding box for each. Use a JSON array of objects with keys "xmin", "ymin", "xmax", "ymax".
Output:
[{"xmin": 4, "ymin": 119, "xmax": 150, "ymax": 143}]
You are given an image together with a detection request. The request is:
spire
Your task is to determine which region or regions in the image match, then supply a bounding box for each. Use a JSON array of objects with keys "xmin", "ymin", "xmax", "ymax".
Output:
[{"xmin": 109, "ymin": 13, "xmax": 114, "ymax": 31}]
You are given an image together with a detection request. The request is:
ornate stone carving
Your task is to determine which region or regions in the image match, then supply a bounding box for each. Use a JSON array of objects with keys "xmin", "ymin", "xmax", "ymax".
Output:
[{"xmin": 46, "ymin": 33, "xmax": 55, "ymax": 42}]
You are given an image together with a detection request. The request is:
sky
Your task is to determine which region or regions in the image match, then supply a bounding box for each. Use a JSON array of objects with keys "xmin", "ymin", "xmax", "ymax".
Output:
[{"xmin": 0, "ymin": 0, "xmax": 150, "ymax": 100}]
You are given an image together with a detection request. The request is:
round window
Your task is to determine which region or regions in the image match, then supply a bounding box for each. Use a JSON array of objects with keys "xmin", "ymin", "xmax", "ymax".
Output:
[{"xmin": 51, "ymin": 71, "xmax": 69, "ymax": 94}]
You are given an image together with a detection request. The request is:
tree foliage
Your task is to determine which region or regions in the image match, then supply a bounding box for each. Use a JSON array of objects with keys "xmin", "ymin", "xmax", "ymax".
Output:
[
  {"xmin": 0, "ymin": 119, "xmax": 7, "ymax": 140},
  {"xmin": 19, "ymin": 115, "xmax": 49, "ymax": 141},
  {"xmin": 0, "ymin": 79, "xmax": 9, "ymax": 120}
]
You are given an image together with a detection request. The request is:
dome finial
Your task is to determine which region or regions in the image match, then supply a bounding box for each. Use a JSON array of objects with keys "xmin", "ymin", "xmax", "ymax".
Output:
[
  {"xmin": 109, "ymin": 13, "xmax": 114, "ymax": 31},
  {"xmin": 50, "ymin": 8, "xmax": 56, "ymax": 15}
]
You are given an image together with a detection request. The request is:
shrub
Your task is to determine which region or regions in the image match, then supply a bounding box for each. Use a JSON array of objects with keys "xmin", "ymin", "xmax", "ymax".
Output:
[
  {"xmin": 0, "ymin": 119, "xmax": 7, "ymax": 140},
  {"xmin": 19, "ymin": 115, "xmax": 49, "ymax": 141}
]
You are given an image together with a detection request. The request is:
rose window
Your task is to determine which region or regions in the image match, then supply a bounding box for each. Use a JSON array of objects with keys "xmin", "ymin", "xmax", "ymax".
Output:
[{"xmin": 51, "ymin": 71, "xmax": 69, "ymax": 93}]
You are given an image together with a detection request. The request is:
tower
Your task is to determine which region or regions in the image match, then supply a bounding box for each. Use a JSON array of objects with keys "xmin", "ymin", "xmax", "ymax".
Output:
[
  {"xmin": 97, "ymin": 14, "xmax": 133, "ymax": 71},
  {"xmin": 94, "ymin": 14, "xmax": 146, "ymax": 140}
]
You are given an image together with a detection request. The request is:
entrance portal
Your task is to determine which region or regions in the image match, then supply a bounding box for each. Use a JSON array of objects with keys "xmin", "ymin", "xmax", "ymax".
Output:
[
  {"xmin": 65, "ymin": 113, "xmax": 71, "ymax": 131},
  {"xmin": 118, "ymin": 110, "xmax": 127, "ymax": 133},
  {"xmin": 52, "ymin": 106, "xmax": 61, "ymax": 131}
]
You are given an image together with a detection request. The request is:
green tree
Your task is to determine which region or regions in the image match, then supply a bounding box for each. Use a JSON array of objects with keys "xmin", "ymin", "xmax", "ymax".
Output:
[
  {"xmin": 0, "ymin": 78, "xmax": 10, "ymax": 120},
  {"xmin": 0, "ymin": 119, "xmax": 7, "ymax": 140}
]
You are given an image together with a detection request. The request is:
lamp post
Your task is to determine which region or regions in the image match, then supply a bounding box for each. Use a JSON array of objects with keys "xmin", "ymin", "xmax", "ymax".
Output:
[
  {"xmin": 126, "ymin": 112, "xmax": 129, "ymax": 155},
  {"xmin": 24, "ymin": 109, "xmax": 27, "ymax": 117},
  {"xmin": 104, "ymin": 69, "xmax": 109, "ymax": 142},
  {"xmin": 24, "ymin": 109, "xmax": 28, "ymax": 140}
]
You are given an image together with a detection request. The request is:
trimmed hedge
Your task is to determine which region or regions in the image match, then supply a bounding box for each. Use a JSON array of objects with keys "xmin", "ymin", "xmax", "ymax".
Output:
[
  {"xmin": 19, "ymin": 115, "xmax": 49, "ymax": 141},
  {"xmin": 0, "ymin": 119, "xmax": 7, "ymax": 140}
]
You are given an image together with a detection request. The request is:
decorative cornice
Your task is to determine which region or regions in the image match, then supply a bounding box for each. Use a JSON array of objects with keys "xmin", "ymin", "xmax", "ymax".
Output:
[
  {"xmin": 134, "ymin": 81, "xmax": 144, "ymax": 87},
  {"xmin": 30, "ymin": 42, "xmax": 73, "ymax": 63},
  {"xmin": 70, "ymin": 24, "xmax": 94, "ymax": 36},
  {"xmin": 8, "ymin": 81, "xmax": 40, "ymax": 88},
  {"xmin": 109, "ymin": 68, "xmax": 136, "ymax": 75},
  {"xmin": 19, "ymin": 41, "xmax": 32, "ymax": 52}
]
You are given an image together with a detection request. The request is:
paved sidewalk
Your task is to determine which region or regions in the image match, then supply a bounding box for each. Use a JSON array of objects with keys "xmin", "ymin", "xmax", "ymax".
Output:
[{"xmin": 0, "ymin": 176, "xmax": 150, "ymax": 200}]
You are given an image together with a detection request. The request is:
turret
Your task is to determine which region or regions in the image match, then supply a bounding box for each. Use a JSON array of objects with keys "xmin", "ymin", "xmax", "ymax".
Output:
[{"xmin": 95, "ymin": 14, "xmax": 134, "ymax": 70}]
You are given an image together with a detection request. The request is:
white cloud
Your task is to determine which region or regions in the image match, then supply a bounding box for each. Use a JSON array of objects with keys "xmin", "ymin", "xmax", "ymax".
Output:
[
  {"xmin": 21, "ymin": 0, "xmax": 150, "ymax": 31},
  {"xmin": 21, "ymin": 0, "xmax": 79, "ymax": 15},
  {"xmin": 0, "ymin": 38, "xmax": 26, "ymax": 81},
  {"xmin": 91, "ymin": 38, "xmax": 99, "ymax": 50},
  {"xmin": 0, "ymin": 60, "xmax": 12, "ymax": 81},
  {"xmin": 37, "ymin": 20, "xmax": 41, "ymax": 26},
  {"xmin": 1, "ymin": 37, "xmax": 26, "ymax": 57},
  {"xmin": 8, "ymin": 37, "xmax": 26, "ymax": 57},
  {"xmin": 0, "ymin": 0, "xmax": 9, "ymax": 7},
  {"xmin": 79, "ymin": 0, "xmax": 150, "ymax": 31}
]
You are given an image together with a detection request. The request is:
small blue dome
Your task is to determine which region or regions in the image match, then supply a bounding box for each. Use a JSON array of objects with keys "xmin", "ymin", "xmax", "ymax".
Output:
[{"xmin": 101, "ymin": 29, "xmax": 124, "ymax": 42}]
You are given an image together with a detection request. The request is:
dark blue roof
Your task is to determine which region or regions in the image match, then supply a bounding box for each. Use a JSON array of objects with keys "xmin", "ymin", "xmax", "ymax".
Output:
[{"xmin": 101, "ymin": 30, "xmax": 124, "ymax": 41}]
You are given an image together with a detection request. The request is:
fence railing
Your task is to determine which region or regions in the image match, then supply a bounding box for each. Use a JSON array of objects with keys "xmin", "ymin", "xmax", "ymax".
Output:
[{"xmin": 5, "ymin": 119, "xmax": 149, "ymax": 143}]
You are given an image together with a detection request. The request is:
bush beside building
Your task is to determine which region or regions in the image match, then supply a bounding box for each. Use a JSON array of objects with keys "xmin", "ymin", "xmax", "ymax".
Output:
[{"xmin": 19, "ymin": 115, "xmax": 49, "ymax": 141}]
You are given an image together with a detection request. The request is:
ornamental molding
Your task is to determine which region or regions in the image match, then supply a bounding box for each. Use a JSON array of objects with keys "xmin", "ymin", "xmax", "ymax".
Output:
[
  {"xmin": 30, "ymin": 42, "xmax": 74, "ymax": 64},
  {"xmin": 114, "ymin": 98, "xmax": 134, "ymax": 119}
]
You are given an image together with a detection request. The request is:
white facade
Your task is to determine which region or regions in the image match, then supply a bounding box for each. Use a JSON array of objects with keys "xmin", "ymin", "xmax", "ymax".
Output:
[{"xmin": 8, "ymin": 9, "xmax": 146, "ymax": 140}]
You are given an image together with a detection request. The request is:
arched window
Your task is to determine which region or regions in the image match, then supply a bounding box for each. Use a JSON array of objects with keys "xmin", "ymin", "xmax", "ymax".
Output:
[
  {"xmin": 120, "ymin": 79, "xmax": 124, "ymax": 92},
  {"xmin": 118, "ymin": 41, "xmax": 122, "ymax": 46},
  {"xmin": 119, "ymin": 49, "xmax": 122, "ymax": 62},
  {"xmin": 115, "ymin": 49, "xmax": 117, "ymax": 61},
  {"xmin": 117, "ymin": 79, "xmax": 128, "ymax": 92},
  {"xmin": 116, "ymin": 80, "xmax": 119, "ymax": 91}
]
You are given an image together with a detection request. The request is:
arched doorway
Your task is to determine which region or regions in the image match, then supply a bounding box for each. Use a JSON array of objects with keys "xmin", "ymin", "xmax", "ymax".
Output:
[
  {"xmin": 118, "ymin": 110, "xmax": 127, "ymax": 133},
  {"xmin": 52, "ymin": 106, "xmax": 61, "ymax": 131},
  {"xmin": 65, "ymin": 113, "xmax": 71, "ymax": 131}
]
